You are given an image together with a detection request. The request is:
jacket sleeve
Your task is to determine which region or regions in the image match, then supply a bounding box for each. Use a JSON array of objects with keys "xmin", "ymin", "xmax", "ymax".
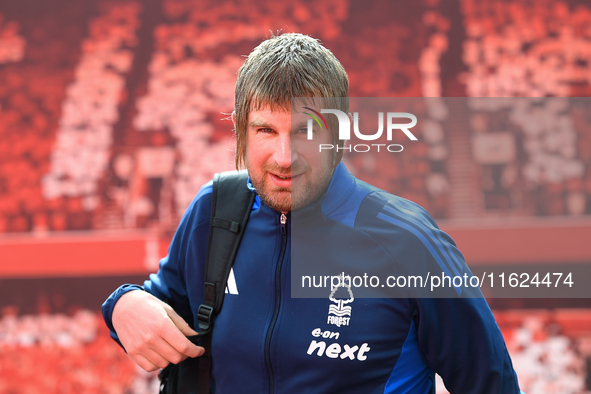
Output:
[
  {"xmin": 101, "ymin": 181, "xmax": 213, "ymax": 347},
  {"xmin": 412, "ymin": 296, "xmax": 521, "ymax": 393},
  {"xmin": 377, "ymin": 195, "xmax": 522, "ymax": 393},
  {"xmin": 408, "ymin": 219, "xmax": 521, "ymax": 393}
]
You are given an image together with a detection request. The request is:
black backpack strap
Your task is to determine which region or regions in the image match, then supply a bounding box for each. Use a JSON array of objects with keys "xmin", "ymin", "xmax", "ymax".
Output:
[{"xmin": 197, "ymin": 170, "xmax": 255, "ymax": 394}]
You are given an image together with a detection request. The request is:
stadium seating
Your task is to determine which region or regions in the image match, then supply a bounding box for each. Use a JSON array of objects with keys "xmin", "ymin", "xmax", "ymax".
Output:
[{"xmin": 0, "ymin": 0, "xmax": 456, "ymax": 233}]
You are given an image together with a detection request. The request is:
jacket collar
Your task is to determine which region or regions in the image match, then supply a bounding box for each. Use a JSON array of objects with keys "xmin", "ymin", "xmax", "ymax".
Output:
[{"xmin": 320, "ymin": 162, "xmax": 357, "ymax": 216}]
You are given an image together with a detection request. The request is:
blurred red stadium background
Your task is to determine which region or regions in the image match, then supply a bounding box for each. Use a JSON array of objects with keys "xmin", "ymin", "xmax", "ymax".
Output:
[{"xmin": 1, "ymin": 0, "xmax": 591, "ymax": 392}]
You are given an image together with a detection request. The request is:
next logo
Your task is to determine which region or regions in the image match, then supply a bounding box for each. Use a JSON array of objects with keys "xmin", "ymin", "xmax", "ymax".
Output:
[{"xmin": 307, "ymin": 328, "xmax": 370, "ymax": 361}]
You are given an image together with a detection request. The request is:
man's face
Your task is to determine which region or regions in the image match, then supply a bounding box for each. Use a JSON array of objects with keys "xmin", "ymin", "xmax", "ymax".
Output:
[{"xmin": 245, "ymin": 105, "xmax": 336, "ymax": 212}]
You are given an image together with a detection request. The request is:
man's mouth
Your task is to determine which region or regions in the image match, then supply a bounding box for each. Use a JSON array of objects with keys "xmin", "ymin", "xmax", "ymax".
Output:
[{"xmin": 269, "ymin": 172, "xmax": 301, "ymax": 187}]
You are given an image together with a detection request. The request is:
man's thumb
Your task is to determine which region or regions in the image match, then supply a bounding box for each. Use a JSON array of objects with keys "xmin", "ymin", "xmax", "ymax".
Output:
[{"xmin": 166, "ymin": 307, "xmax": 199, "ymax": 336}]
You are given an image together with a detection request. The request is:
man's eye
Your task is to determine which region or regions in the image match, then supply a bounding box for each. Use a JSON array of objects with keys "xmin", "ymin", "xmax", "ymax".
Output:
[
  {"xmin": 258, "ymin": 128, "xmax": 273, "ymax": 133},
  {"xmin": 293, "ymin": 128, "xmax": 311, "ymax": 135}
]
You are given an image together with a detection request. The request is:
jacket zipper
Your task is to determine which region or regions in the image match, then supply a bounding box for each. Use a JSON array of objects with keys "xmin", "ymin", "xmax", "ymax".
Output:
[{"xmin": 264, "ymin": 213, "xmax": 288, "ymax": 394}]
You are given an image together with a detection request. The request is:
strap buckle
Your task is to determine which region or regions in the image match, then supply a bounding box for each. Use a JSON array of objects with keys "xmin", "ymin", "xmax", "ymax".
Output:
[{"xmin": 197, "ymin": 304, "xmax": 214, "ymax": 332}]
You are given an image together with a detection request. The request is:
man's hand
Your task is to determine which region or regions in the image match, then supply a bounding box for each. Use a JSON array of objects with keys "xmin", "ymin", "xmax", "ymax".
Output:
[{"xmin": 112, "ymin": 290, "xmax": 205, "ymax": 372}]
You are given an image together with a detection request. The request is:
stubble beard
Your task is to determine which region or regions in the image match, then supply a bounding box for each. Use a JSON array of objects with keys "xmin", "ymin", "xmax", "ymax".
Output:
[{"xmin": 249, "ymin": 162, "xmax": 334, "ymax": 213}]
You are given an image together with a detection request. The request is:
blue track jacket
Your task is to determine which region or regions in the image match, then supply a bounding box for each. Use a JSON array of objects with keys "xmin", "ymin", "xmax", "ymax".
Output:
[{"xmin": 103, "ymin": 162, "xmax": 522, "ymax": 393}]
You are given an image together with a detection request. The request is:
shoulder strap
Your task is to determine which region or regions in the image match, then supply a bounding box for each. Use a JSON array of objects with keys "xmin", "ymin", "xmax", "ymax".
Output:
[{"xmin": 197, "ymin": 170, "xmax": 254, "ymax": 394}]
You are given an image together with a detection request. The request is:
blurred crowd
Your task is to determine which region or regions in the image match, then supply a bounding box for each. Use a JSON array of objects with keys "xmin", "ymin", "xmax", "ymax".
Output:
[
  {"xmin": 0, "ymin": 308, "xmax": 156, "ymax": 394},
  {"xmin": 0, "ymin": 0, "xmax": 590, "ymax": 233},
  {"xmin": 469, "ymin": 98, "xmax": 591, "ymax": 216},
  {"xmin": 499, "ymin": 311, "xmax": 591, "ymax": 394},
  {"xmin": 461, "ymin": 0, "xmax": 591, "ymax": 97},
  {"xmin": 0, "ymin": 14, "xmax": 25, "ymax": 64},
  {"xmin": 435, "ymin": 309, "xmax": 591, "ymax": 394},
  {"xmin": 460, "ymin": 0, "xmax": 591, "ymax": 216},
  {"xmin": 43, "ymin": 2, "xmax": 141, "ymax": 210}
]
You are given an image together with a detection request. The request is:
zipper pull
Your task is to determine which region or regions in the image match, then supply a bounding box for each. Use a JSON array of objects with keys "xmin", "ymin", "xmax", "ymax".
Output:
[{"xmin": 280, "ymin": 213, "xmax": 287, "ymax": 235}]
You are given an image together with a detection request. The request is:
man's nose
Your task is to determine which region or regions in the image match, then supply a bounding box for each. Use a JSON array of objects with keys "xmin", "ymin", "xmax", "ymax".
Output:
[{"xmin": 273, "ymin": 135, "xmax": 298, "ymax": 168}]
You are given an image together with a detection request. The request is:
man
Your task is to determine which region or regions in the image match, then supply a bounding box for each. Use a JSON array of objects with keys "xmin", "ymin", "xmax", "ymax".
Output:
[{"xmin": 103, "ymin": 33, "xmax": 522, "ymax": 393}]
